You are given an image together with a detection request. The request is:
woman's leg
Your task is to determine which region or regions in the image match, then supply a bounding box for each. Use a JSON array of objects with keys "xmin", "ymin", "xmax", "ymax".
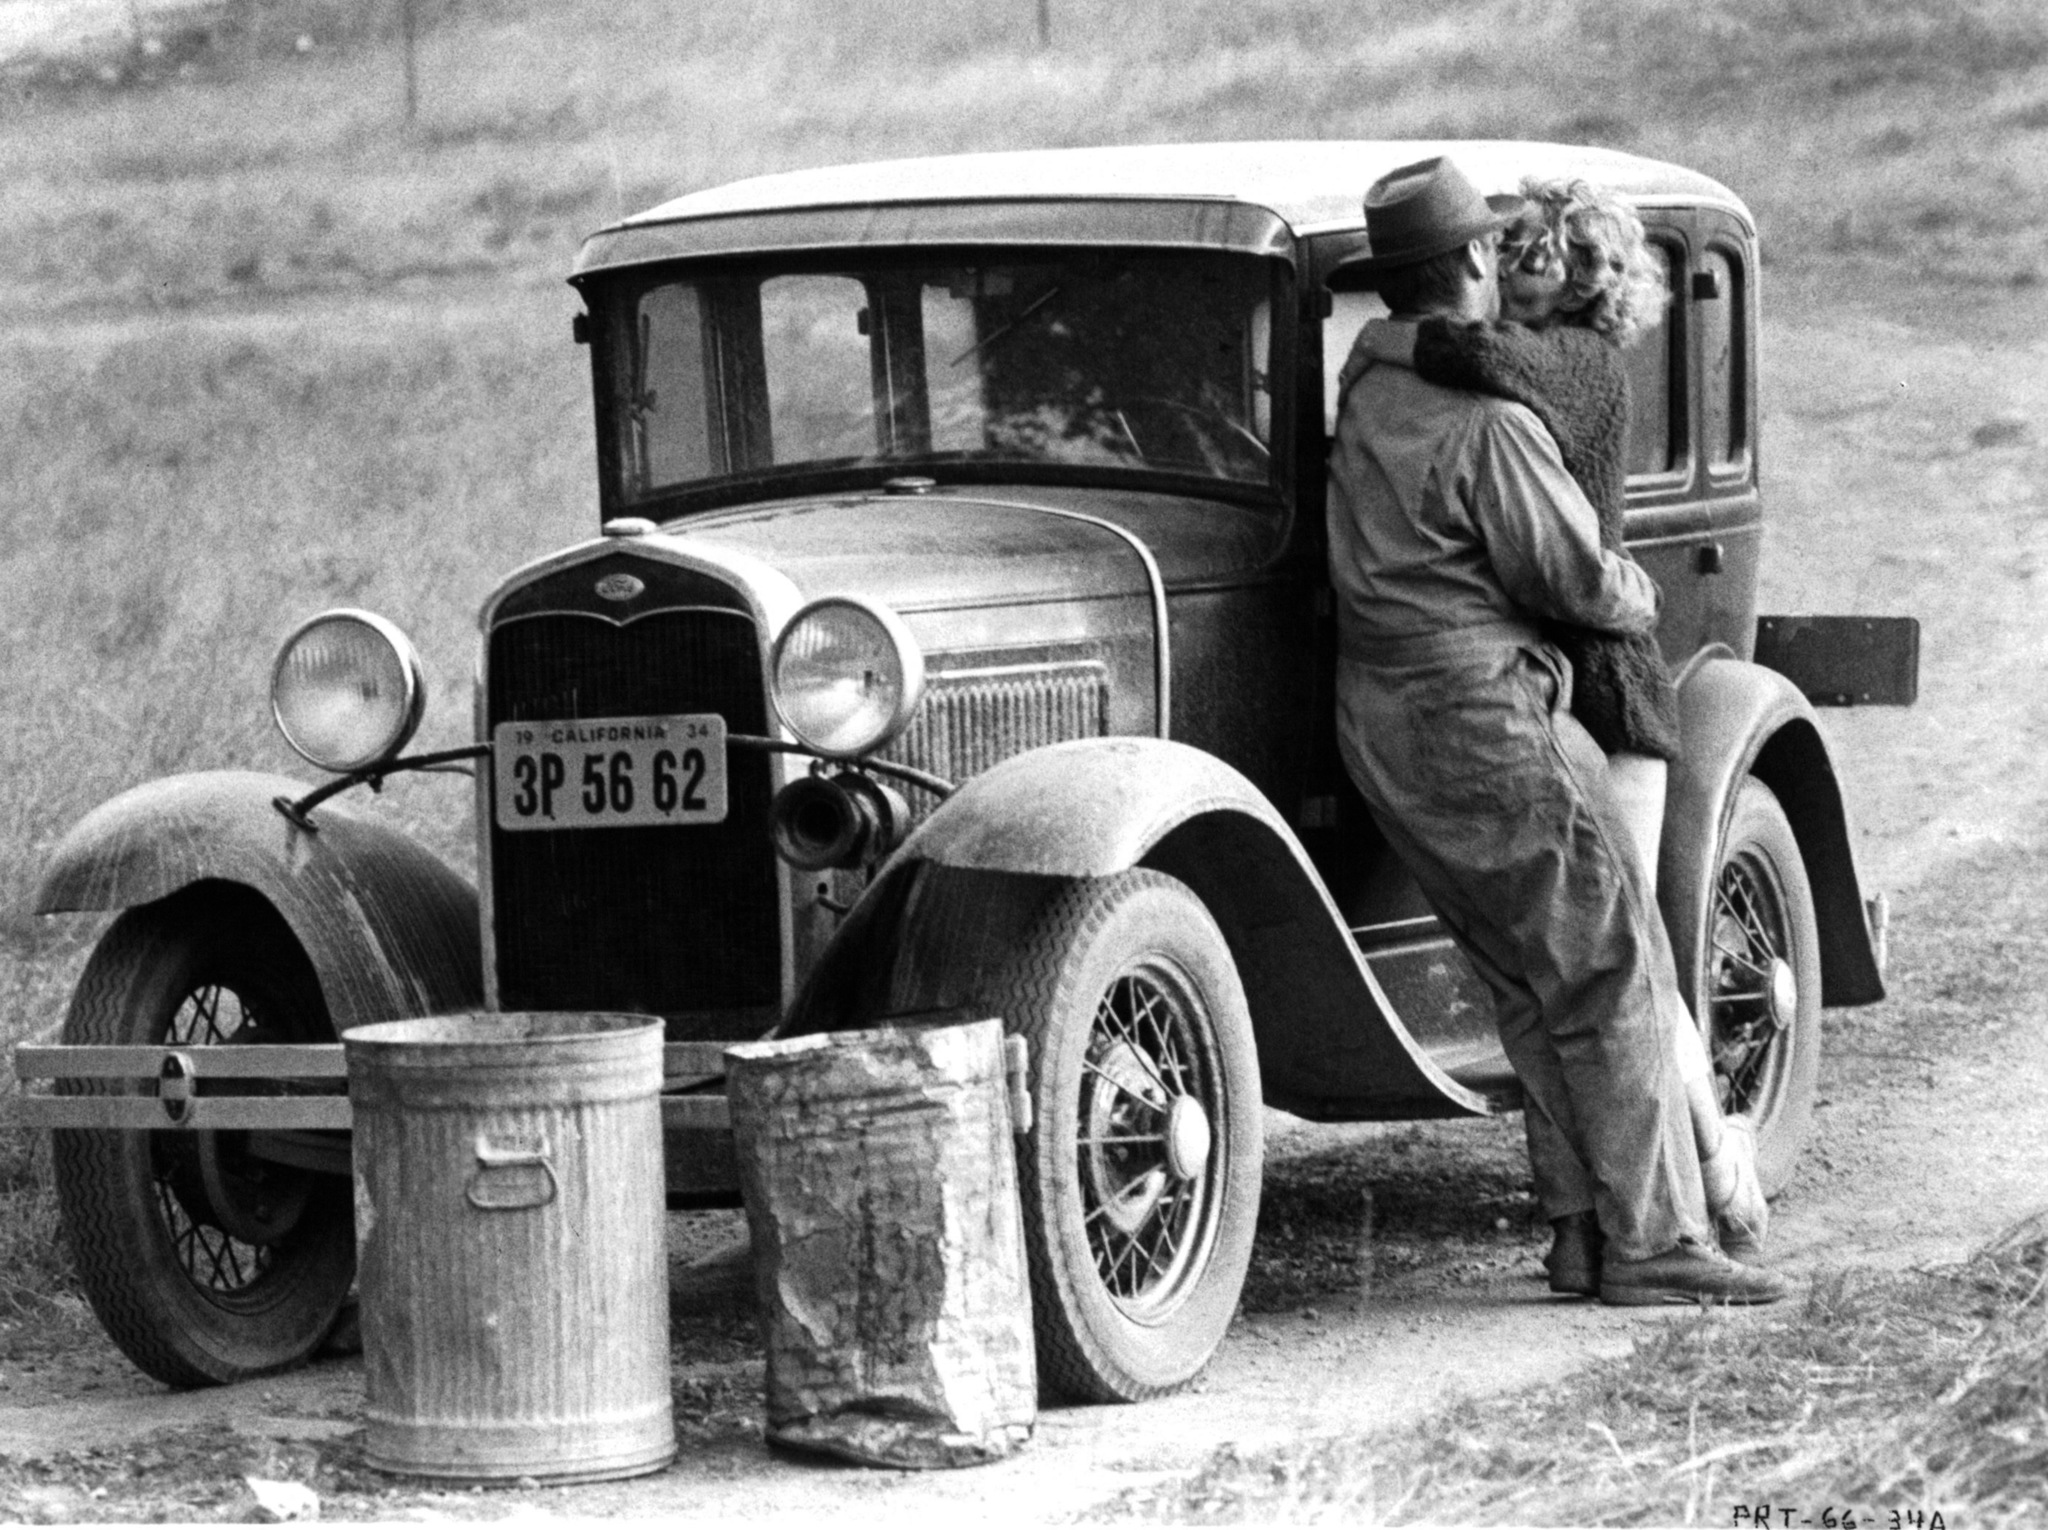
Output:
[
  {"xmin": 1609, "ymin": 753, "xmax": 1719, "ymax": 1155},
  {"xmin": 1610, "ymin": 751, "xmax": 1767, "ymax": 1247},
  {"xmin": 1604, "ymin": 751, "xmax": 1665, "ymax": 901}
]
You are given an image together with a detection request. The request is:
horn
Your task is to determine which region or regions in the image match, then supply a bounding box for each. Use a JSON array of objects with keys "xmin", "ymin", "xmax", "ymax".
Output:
[{"xmin": 769, "ymin": 772, "xmax": 910, "ymax": 871}]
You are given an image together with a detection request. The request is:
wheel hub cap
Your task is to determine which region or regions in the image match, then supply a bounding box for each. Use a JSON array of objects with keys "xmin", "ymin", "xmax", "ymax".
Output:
[
  {"xmin": 196, "ymin": 1133, "xmax": 311, "ymax": 1245},
  {"xmin": 1084, "ymin": 1041, "xmax": 1169, "ymax": 1235},
  {"xmin": 1163, "ymin": 1095, "xmax": 1212, "ymax": 1182},
  {"xmin": 1766, "ymin": 957, "xmax": 1798, "ymax": 1031}
]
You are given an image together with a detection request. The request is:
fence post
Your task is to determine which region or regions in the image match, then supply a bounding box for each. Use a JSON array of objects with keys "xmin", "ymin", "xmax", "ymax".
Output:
[
  {"xmin": 401, "ymin": 0, "xmax": 418, "ymax": 122},
  {"xmin": 1036, "ymin": 0, "xmax": 1050, "ymax": 49}
]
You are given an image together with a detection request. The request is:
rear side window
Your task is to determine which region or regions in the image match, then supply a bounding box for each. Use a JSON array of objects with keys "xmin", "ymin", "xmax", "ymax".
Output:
[
  {"xmin": 1623, "ymin": 239, "xmax": 1683, "ymax": 478},
  {"xmin": 1700, "ymin": 246, "xmax": 1748, "ymax": 471},
  {"xmin": 1327, "ymin": 250, "xmax": 1686, "ymax": 479}
]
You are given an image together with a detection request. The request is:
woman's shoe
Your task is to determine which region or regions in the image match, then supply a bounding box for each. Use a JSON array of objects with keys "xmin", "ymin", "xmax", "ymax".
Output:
[
  {"xmin": 1719, "ymin": 1227, "xmax": 1767, "ymax": 1266},
  {"xmin": 1701, "ymin": 1115, "xmax": 1769, "ymax": 1253}
]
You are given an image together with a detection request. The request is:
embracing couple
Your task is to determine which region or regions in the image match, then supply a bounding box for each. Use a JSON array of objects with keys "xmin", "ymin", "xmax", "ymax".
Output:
[{"xmin": 1327, "ymin": 157, "xmax": 1784, "ymax": 1305}]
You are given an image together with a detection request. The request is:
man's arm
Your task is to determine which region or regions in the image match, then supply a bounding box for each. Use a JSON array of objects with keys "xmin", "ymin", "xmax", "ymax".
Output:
[{"xmin": 1470, "ymin": 401, "xmax": 1659, "ymax": 635}]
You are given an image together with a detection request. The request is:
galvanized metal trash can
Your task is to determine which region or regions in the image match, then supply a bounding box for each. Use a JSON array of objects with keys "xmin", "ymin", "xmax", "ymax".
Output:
[
  {"xmin": 345, "ymin": 1013, "xmax": 675, "ymax": 1484},
  {"xmin": 725, "ymin": 1018, "xmax": 1036, "ymax": 1469}
]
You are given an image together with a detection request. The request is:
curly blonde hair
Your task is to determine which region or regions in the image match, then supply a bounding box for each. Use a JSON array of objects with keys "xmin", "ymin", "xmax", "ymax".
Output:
[{"xmin": 1505, "ymin": 177, "xmax": 1667, "ymax": 348}]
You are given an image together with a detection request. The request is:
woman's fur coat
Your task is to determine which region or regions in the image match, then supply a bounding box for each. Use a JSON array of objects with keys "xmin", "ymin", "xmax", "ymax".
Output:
[{"xmin": 1414, "ymin": 319, "xmax": 1683, "ymax": 761}]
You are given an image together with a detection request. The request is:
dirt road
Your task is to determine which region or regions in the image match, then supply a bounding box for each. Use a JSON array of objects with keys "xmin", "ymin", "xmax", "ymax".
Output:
[{"xmin": 2, "ymin": 279, "xmax": 2044, "ymax": 1523}]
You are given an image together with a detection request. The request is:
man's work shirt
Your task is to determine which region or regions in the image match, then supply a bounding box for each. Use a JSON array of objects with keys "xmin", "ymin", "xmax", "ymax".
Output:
[{"xmin": 1327, "ymin": 341, "xmax": 1659, "ymax": 658}]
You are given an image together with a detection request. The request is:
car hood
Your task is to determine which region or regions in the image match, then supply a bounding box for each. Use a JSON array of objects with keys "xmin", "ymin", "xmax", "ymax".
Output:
[{"xmin": 664, "ymin": 485, "xmax": 1281, "ymax": 614}]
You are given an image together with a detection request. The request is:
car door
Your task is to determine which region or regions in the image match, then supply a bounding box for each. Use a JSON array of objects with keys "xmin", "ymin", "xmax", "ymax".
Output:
[
  {"xmin": 1621, "ymin": 210, "xmax": 1717, "ymax": 668},
  {"xmin": 1690, "ymin": 208, "xmax": 1763, "ymax": 657},
  {"xmin": 1299, "ymin": 256, "xmax": 1508, "ymax": 1091}
]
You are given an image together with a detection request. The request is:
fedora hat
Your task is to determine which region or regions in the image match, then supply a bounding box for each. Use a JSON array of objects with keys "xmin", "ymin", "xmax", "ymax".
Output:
[{"xmin": 1327, "ymin": 157, "xmax": 1522, "ymax": 291}]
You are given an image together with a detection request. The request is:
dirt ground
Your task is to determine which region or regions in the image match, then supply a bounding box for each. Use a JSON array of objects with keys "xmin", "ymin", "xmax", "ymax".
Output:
[
  {"xmin": 5, "ymin": 1001, "xmax": 2044, "ymax": 1526},
  {"xmin": 2, "ymin": 276, "xmax": 2044, "ymax": 1524}
]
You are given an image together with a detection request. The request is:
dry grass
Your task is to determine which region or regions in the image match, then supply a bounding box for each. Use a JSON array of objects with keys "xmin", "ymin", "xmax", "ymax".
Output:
[
  {"xmin": 4, "ymin": 0, "xmax": 2046, "ymax": 315},
  {"xmin": 0, "ymin": 297, "xmax": 589, "ymax": 926},
  {"xmin": 1102, "ymin": 1226, "xmax": 2048, "ymax": 1526},
  {"xmin": 0, "ymin": 1129, "xmax": 82, "ymax": 1330}
]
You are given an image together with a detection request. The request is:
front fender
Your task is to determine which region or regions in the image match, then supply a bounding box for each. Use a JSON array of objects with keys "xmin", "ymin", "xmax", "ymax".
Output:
[
  {"xmin": 1664, "ymin": 656, "xmax": 1885, "ymax": 1010},
  {"xmin": 809, "ymin": 738, "xmax": 1493, "ymax": 1121},
  {"xmin": 36, "ymin": 771, "xmax": 481, "ymax": 1032}
]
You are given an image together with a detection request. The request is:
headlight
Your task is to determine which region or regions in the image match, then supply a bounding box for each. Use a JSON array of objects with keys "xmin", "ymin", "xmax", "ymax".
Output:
[
  {"xmin": 771, "ymin": 597, "xmax": 924, "ymax": 757},
  {"xmin": 271, "ymin": 609, "xmax": 427, "ymax": 773}
]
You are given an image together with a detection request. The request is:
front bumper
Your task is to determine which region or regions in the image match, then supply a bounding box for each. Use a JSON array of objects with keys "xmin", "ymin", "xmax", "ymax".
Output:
[{"xmin": 13, "ymin": 1041, "xmax": 735, "ymax": 1133}]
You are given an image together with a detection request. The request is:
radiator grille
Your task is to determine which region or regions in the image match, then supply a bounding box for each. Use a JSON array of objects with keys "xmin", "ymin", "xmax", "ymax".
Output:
[
  {"xmin": 887, "ymin": 662, "xmax": 1110, "ymax": 804},
  {"xmin": 486, "ymin": 607, "xmax": 779, "ymax": 1034}
]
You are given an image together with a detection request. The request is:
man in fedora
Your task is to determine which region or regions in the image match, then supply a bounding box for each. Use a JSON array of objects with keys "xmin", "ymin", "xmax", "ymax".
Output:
[{"xmin": 1325, "ymin": 156, "xmax": 1784, "ymax": 1306}]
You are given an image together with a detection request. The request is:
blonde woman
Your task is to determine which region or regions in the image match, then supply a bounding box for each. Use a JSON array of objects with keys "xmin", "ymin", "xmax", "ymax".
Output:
[{"xmin": 1361, "ymin": 178, "xmax": 1767, "ymax": 1284}]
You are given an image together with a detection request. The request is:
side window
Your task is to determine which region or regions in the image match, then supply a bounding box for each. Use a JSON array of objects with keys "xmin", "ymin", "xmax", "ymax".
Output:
[
  {"xmin": 1623, "ymin": 240, "xmax": 1683, "ymax": 478},
  {"xmin": 1700, "ymin": 246, "xmax": 1748, "ymax": 471},
  {"xmin": 1323, "ymin": 289, "xmax": 1387, "ymax": 434}
]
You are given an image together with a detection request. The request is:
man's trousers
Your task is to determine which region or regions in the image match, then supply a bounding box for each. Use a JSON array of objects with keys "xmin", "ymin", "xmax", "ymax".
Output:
[{"xmin": 1335, "ymin": 635, "xmax": 1710, "ymax": 1262}]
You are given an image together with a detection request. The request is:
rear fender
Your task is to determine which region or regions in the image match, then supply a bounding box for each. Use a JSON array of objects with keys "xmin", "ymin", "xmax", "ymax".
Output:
[
  {"xmin": 35, "ymin": 771, "xmax": 481, "ymax": 1032},
  {"xmin": 1664, "ymin": 654, "xmax": 1885, "ymax": 1009},
  {"xmin": 793, "ymin": 738, "xmax": 1493, "ymax": 1120}
]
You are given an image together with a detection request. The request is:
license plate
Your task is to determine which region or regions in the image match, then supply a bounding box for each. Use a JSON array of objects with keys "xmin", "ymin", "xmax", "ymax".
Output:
[{"xmin": 493, "ymin": 715, "xmax": 727, "ymax": 830}]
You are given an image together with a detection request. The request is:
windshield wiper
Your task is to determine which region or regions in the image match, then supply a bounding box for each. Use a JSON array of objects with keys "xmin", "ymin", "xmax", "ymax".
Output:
[{"xmin": 946, "ymin": 286, "xmax": 1061, "ymax": 369}]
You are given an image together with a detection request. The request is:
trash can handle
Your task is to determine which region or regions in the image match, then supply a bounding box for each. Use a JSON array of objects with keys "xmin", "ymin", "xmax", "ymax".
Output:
[{"xmin": 467, "ymin": 1134, "xmax": 558, "ymax": 1211}]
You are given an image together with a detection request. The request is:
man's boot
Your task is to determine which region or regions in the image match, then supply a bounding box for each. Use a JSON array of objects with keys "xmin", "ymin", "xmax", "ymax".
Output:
[
  {"xmin": 1543, "ymin": 1211, "xmax": 1602, "ymax": 1297},
  {"xmin": 1600, "ymin": 1239, "xmax": 1789, "ymax": 1305}
]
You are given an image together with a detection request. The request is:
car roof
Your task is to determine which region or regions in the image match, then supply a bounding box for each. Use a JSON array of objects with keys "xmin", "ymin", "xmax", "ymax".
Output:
[
  {"xmin": 622, "ymin": 140, "xmax": 1744, "ymax": 233},
  {"xmin": 573, "ymin": 140, "xmax": 1750, "ymax": 277}
]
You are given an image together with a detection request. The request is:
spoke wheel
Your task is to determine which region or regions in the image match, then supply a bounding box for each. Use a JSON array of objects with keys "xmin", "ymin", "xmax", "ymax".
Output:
[
  {"xmin": 1694, "ymin": 780, "xmax": 1821, "ymax": 1196},
  {"xmin": 1078, "ymin": 969, "xmax": 1221, "ymax": 1316},
  {"xmin": 990, "ymin": 869, "xmax": 1261, "ymax": 1403},
  {"xmin": 51, "ymin": 887, "xmax": 355, "ymax": 1387}
]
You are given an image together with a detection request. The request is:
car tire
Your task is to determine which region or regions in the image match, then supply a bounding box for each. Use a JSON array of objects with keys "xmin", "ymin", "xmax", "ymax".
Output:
[
  {"xmin": 1694, "ymin": 779, "xmax": 1821, "ymax": 1197},
  {"xmin": 51, "ymin": 887, "xmax": 356, "ymax": 1388},
  {"xmin": 985, "ymin": 868, "xmax": 1262, "ymax": 1404}
]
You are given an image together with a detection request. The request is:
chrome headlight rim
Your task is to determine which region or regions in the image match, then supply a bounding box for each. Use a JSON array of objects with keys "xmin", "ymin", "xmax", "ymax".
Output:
[
  {"xmin": 270, "ymin": 607, "xmax": 428, "ymax": 774},
  {"xmin": 770, "ymin": 595, "xmax": 926, "ymax": 759}
]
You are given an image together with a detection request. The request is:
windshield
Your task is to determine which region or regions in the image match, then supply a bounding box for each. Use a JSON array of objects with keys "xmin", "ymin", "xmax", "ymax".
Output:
[{"xmin": 603, "ymin": 249, "xmax": 1282, "ymax": 508}]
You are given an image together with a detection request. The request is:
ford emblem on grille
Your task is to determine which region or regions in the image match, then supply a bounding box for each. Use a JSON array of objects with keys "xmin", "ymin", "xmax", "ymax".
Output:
[{"xmin": 595, "ymin": 573, "xmax": 645, "ymax": 602}]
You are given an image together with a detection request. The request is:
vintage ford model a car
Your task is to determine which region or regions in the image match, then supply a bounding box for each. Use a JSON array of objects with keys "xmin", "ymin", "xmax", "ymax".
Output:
[{"xmin": 19, "ymin": 141, "xmax": 1915, "ymax": 1400}]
